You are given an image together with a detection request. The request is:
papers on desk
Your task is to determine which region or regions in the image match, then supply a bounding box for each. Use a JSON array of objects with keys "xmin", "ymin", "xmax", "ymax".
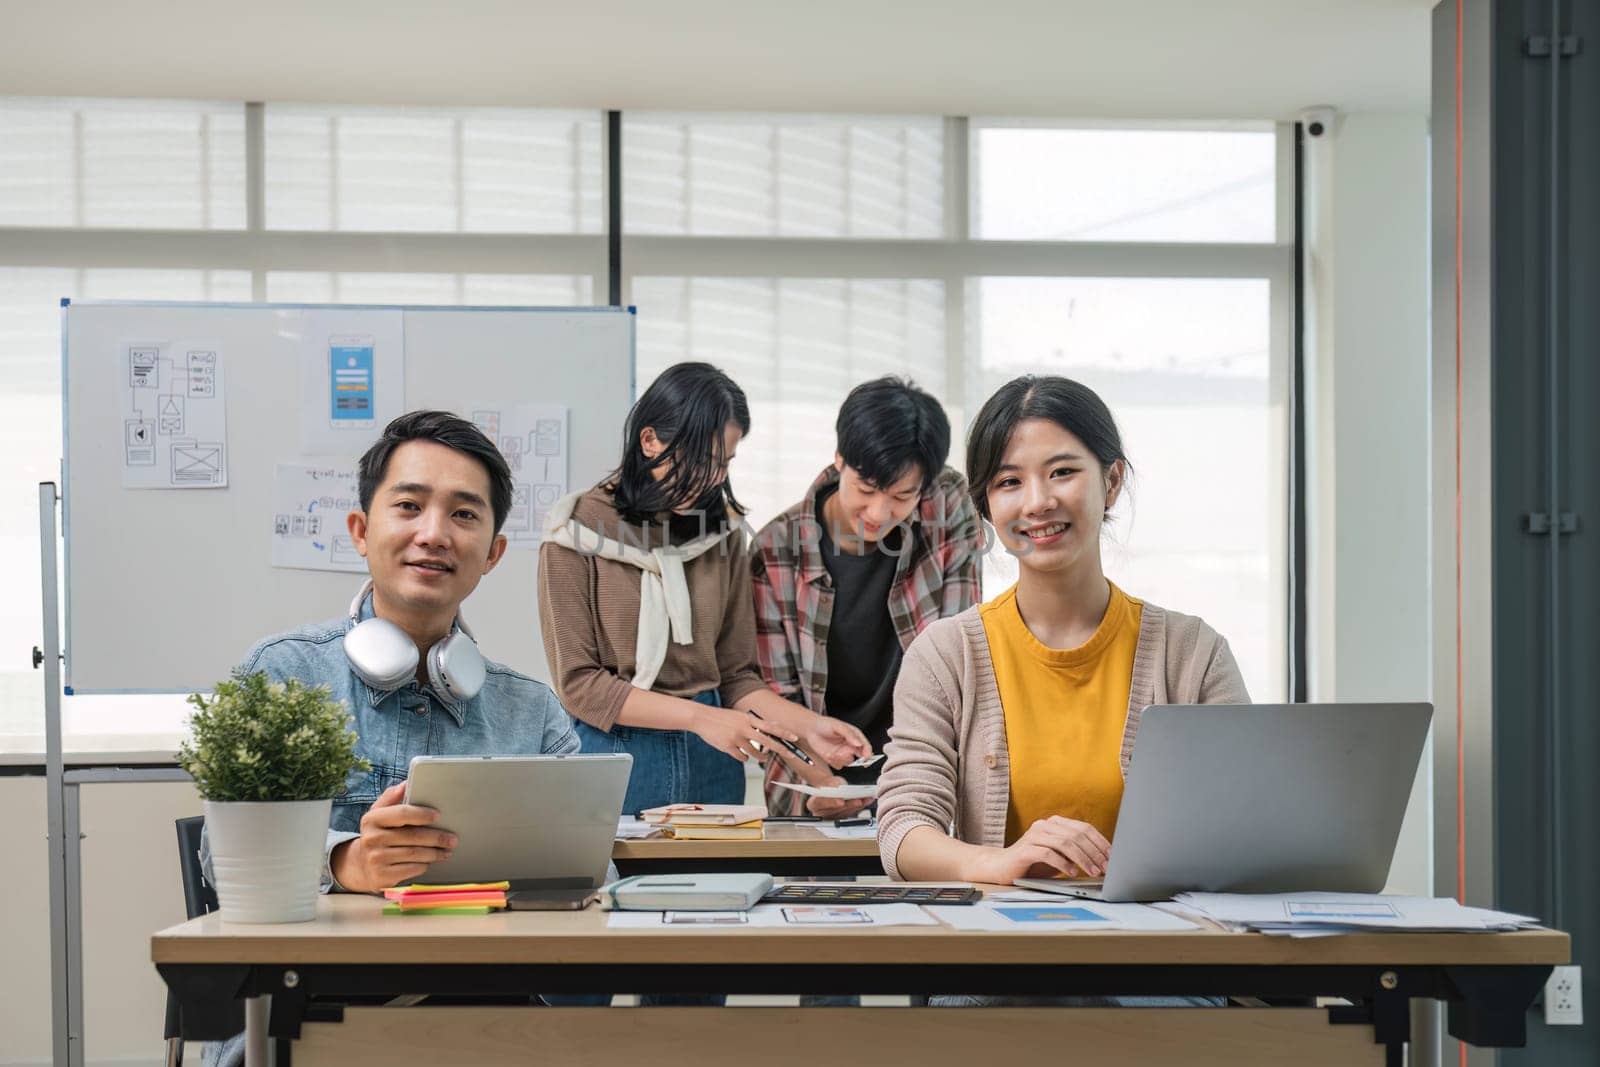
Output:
[
  {"xmin": 606, "ymin": 903, "xmax": 938, "ymax": 929},
  {"xmin": 929, "ymin": 901, "xmax": 1201, "ymax": 933},
  {"xmin": 615, "ymin": 817, "xmax": 663, "ymax": 840},
  {"xmin": 1172, "ymin": 892, "xmax": 1541, "ymax": 937},
  {"xmin": 815, "ymin": 821, "xmax": 877, "ymax": 840},
  {"xmin": 771, "ymin": 781, "xmax": 878, "ymax": 800}
]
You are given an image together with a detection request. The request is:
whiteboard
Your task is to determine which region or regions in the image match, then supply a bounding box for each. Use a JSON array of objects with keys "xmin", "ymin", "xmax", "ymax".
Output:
[{"xmin": 62, "ymin": 301, "xmax": 634, "ymax": 694}]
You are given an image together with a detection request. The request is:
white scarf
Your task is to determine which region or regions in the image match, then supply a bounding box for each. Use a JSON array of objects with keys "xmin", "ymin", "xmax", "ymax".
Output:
[{"xmin": 544, "ymin": 490, "xmax": 735, "ymax": 691}]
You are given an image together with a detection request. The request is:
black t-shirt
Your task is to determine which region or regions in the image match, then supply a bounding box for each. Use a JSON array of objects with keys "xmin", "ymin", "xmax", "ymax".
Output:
[{"xmin": 817, "ymin": 488, "xmax": 904, "ymax": 756}]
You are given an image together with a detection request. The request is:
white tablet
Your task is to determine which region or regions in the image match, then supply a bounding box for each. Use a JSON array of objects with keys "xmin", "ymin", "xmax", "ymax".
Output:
[{"xmin": 403, "ymin": 753, "xmax": 632, "ymax": 891}]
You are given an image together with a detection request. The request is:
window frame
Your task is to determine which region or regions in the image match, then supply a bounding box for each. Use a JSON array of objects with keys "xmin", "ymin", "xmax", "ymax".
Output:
[{"xmin": 0, "ymin": 104, "xmax": 1296, "ymax": 746}]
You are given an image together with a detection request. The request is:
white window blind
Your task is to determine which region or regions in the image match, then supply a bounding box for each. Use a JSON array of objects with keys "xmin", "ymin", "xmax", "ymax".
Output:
[
  {"xmin": 633, "ymin": 276, "xmax": 946, "ymax": 529},
  {"xmin": 625, "ymin": 114, "xmax": 944, "ymax": 238},
  {"xmin": 265, "ymin": 105, "xmax": 603, "ymax": 233},
  {"xmin": 0, "ymin": 98, "xmax": 245, "ymax": 229},
  {"xmin": 265, "ymin": 271, "xmax": 594, "ymax": 307}
]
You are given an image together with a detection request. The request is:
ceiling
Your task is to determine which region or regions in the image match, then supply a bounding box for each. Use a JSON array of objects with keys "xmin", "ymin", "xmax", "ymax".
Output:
[{"xmin": 0, "ymin": 0, "xmax": 1432, "ymax": 118}]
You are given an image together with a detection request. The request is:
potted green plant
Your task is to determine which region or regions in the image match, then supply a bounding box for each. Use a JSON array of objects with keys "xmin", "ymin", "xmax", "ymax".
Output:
[{"xmin": 177, "ymin": 671, "xmax": 368, "ymax": 923}]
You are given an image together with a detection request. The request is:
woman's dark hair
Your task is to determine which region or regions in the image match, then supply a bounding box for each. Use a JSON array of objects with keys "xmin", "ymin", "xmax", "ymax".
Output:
[
  {"xmin": 835, "ymin": 376, "xmax": 950, "ymax": 493},
  {"xmin": 358, "ymin": 409, "xmax": 513, "ymax": 535},
  {"xmin": 965, "ymin": 375, "xmax": 1130, "ymax": 522},
  {"xmin": 610, "ymin": 362, "xmax": 751, "ymax": 527}
]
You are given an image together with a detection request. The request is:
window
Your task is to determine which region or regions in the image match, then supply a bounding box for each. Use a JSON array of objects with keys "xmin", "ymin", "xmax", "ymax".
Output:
[
  {"xmin": 0, "ymin": 99, "xmax": 606, "ymax": 746},
  {"xmin": 625, "ymin": 113, "xmax": 944, "ymax": 238},
  {"xmin": 972, "ymin": 276, "xmax": 1282, "ymax": 698},
  {"xmin": 626, "ymin": 115, "xmax": 1289, "ymax": 701},
  {"xmin": 634, "ymin": 275, "xmax": 946, "ymax": 525},
  {"xmin": 973, "ymin": 123, "xmax": 1277, "ymax": 243},
  {"xmin": 265, "ymin": 272, "xmax": 594, "ymax": 306},
  {"xmin": 0, "ymin": 102, "xmax": 1292, "ymax": 747},
  {"xmin": 265, "ymin": 105, "xmax": 602, "ymax": 233},
  {"xmin": 0, "ymin": 98, "xmax": 245, "ymax": 229}
]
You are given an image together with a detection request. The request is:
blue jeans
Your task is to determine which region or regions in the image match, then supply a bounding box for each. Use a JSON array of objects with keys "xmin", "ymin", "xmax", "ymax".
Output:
[{"xmin": 576, "ymin": 689, "xmax": 744, "ymax": 813}]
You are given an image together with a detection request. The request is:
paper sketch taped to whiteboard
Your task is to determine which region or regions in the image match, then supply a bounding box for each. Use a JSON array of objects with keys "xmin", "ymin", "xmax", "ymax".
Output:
[
  {"xmin": 284, "ymin": 309, "xmax": 405, "ymax": 457},
  {"xmin": 471, "ymin": 404, "xmax": 568, "ymax": 549},
  {"xmin": 271, "ymin": 463, "xmax": 368, "ymax": 573},
  {"xmin": 119, "ymin": 342, "xmax": 228, "ymax": 489}
]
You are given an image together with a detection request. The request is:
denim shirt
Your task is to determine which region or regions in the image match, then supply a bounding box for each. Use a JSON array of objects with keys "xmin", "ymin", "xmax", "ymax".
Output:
[{"xmin": 210, "ymin": 595, "xmax": 579, "ymax": 892}]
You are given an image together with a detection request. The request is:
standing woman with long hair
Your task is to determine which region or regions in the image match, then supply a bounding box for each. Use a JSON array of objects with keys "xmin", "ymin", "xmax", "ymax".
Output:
[{"xmin": 539, "ymin": 362, "xmax": 871, "ymax": 812}]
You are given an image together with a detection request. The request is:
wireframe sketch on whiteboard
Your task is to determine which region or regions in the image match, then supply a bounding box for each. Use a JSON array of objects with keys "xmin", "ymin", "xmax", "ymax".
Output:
[
  {"xmin": 271, "ymin": 463, "xmax": 368, "ymax": 573},
  {"xmin": 285, "ymin": 308, "xmax": 405, "ymax": 456},
  {"xmin": 118, "ymin": 342, "xmax": 229, "ymax": 489},
  {"xmin": 471, "ymin": 404, "xmax": 568, "ymax": 549}
]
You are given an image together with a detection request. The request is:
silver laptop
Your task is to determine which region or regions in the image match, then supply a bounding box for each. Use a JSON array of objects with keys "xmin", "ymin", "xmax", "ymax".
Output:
[
  {"xmin": 1016, "ymin": 702, "xmax": 1431, "ymax": 903},
  {"xmin": 405, "ymin": 753, "xmax": 631, "ymax": 907}
]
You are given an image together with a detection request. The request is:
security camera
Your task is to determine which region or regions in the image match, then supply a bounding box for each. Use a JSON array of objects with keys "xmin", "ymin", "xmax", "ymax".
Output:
[{"xmin": 1300, "ymin": 107, "xmax": 1337, "ymax": 139}]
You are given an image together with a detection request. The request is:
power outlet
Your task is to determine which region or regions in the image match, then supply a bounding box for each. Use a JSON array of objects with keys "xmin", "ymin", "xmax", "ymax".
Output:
[{"xmin": 1545, "ymin": 965, "xmax": 1583, "ymax": 1026}]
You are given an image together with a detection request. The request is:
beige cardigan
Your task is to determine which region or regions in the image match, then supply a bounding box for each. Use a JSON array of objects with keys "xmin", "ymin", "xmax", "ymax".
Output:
[{"xmin": 876, "ymin": 600, "xmax": 1250, "ymax": 880}]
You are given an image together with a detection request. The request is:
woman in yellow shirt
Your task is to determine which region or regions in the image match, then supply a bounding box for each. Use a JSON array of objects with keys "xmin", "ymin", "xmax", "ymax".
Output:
[{"xmin": 880, "ymin": 374, "xmax": 1250, "ymax": 885}]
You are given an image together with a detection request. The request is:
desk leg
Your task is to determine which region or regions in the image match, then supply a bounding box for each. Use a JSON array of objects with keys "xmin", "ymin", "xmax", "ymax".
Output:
[{"xmin": 244, "ymin": 996, "xmax": 272, "ymax": 1067}]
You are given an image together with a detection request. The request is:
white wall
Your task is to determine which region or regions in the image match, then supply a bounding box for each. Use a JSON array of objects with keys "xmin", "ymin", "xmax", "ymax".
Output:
[
  {"xmin": 1305, "ymin": 112, "xmax": 1434, "ymax": 896},
  {"xmin": 1, "ymin": 779, "xmax": 201, "ymax": 1067}
]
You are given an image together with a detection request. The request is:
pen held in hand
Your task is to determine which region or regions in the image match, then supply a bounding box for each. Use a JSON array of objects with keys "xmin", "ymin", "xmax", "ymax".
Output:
[{"xmin": 746, "ymin": 709, "xmax": 815, "ymax": 766}]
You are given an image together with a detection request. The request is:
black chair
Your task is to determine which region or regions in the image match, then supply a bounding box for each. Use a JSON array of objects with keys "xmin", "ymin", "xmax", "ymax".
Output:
[{"xmin": 164, "ymin": 816, "xmax": 233, "ymax": 1067}]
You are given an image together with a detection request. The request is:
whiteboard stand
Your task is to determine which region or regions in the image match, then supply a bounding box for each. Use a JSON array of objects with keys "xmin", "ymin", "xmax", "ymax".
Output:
[
  {"xmin": 38, "ymin": 481, "xmax": 190, "ymax": 1067},
  {"xmin": 40, "ymin": 480, "xmax": 73, "ymax": 1067}
]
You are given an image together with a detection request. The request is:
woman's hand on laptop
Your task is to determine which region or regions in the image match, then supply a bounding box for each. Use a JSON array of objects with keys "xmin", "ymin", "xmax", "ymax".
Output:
[
  {"xmin": 969, "ymin": 816, "xmax": 1110, "ymax": 885},
  {"xmin": 329, "ymin": 782, "xmax": 458, "ymax": 894}
]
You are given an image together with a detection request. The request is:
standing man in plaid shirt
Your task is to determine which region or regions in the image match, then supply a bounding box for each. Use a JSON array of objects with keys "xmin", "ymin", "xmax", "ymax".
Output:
[{"xmin": 751, "ymin": 377, "xmax": 983, "ymax": 817}]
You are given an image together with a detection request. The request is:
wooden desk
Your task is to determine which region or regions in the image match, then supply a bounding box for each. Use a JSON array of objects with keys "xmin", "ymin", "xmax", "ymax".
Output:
[
  {"xmin": 611, "ymin": 821, "xmax": 882, "ymax": 876},
  {"xmin": 154, "ymin": 895, "xmax": 1567, "ymax": 1067}
]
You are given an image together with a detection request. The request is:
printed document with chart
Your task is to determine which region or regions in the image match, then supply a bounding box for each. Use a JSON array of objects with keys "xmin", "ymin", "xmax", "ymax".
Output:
[{"xmin": 118, "ymin": 339, "xmax": 228, "ymax": 489}]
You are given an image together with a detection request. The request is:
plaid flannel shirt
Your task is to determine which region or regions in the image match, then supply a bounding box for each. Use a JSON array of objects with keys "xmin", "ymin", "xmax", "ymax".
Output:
[{"xmin": 750, "ymin": 464, "xmax": 983, "ymax": 814}]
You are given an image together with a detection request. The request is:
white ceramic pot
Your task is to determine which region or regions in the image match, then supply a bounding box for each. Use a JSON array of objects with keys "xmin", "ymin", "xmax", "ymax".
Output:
[{"xmin": 202, "ymin": 798, "xmax": 333, "ymax": 923}]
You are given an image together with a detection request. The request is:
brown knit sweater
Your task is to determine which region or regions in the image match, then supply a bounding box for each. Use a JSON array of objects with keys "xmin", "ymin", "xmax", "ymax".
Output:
[
  {"xmin": 876, "ymin": 599, "xmax": 1250, "ymax": 880},
  {"xmin": 537, "ymin": 486, "xmax": 769, "ymax": 731}
]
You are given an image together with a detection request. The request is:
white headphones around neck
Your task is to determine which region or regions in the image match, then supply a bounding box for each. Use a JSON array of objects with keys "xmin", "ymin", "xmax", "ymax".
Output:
[{"xmin": 342, "ymin": 580, "xmax": 486, "ymax": 702}]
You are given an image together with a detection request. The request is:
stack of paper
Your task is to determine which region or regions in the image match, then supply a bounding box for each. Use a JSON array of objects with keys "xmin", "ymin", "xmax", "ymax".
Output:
[
  {"xmin": 615, "ymin": 816, "xmax": 663, "ymax": 840},
  {"xmin": 383, "ymin": 881, "xmax": 509, "ymax": 915},
  {"xmin": 641, "ymin": 803, "xmax": 766, "ymax": 840},
  {"xmin": 1171, "ymin": 892, "xmax": 1540, "ymax": 938}
]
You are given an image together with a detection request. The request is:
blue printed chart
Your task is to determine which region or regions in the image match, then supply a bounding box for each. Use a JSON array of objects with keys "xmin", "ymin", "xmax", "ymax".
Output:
[{"xmin": 931, "ymin": 900, "xmax": 1200, "ymax": 932}]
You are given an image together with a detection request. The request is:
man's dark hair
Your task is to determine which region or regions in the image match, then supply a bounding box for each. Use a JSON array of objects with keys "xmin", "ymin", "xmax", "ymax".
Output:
[
  {"xmin": 611, "ymin": 362, "xmax": 751, "ymax": 527},
  {"xmin": 357, "ymin": 410, "xmax": 513, "ymax": 536},
  {"xmin": 836, "ymin": 376, "xmax": 951, "ymax": 494},
  {"xmin": 965, "ymin": 375, "xmax": 1130, "ymax": 522}
]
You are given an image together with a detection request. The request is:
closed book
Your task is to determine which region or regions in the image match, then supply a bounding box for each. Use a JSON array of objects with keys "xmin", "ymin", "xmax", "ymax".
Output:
[
  {"xmin": 599, "ymin": 873, "xmax": 775, "ymax": 911},
  {"xmin": 665, "ymin": 822, "xmax": 766, "ymax": 840},
  {"xmin": 641, "ymin": 803, "xmax": 766, "ymax": 827}
]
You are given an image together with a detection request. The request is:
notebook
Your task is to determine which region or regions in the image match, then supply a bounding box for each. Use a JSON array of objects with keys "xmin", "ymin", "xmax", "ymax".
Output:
[{"xmin": 640, "ymin": 803, "xmax": 766, "ymax": 827}]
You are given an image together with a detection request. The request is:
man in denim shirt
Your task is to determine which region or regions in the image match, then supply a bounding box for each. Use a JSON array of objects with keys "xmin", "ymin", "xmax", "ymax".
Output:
[
  {"xmin": 205, "ymin": 409, "xmax": 577, "ymax": 897},
  {"xmin": 238, "ymin": 583, "xmax": 577, "ymax": 892},
  {"xmin": 265, "ymin": 409, "xmax": 580, "ymax": 894},
  {"xmin": 204, "ymin": 411, "xmax": 584, "ymax": 1064}
]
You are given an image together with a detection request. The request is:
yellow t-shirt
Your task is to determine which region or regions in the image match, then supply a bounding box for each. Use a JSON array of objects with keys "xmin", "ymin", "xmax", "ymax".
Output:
[{"xmin": 980, "ymin": 582, "xmax": 1144, "ymax": 846}]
